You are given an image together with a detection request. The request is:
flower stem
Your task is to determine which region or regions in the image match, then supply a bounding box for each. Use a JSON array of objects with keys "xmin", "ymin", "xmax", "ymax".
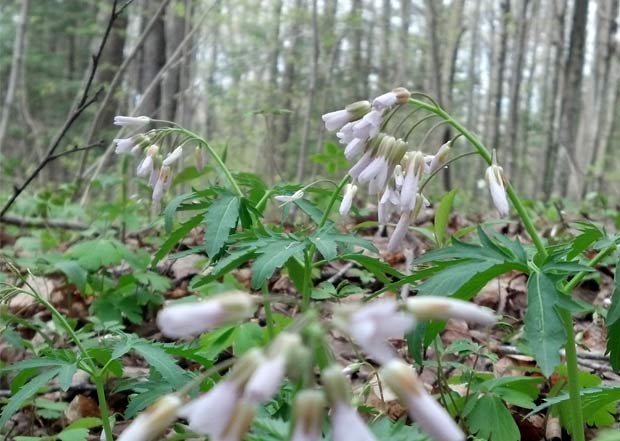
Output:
[
  {"xmin": 94, "ymin": 374, "xmax": 114, "ymax": 441},
  {"xmin": 262, "ymin": 283, "xmax": 275, "ymax": 340}
]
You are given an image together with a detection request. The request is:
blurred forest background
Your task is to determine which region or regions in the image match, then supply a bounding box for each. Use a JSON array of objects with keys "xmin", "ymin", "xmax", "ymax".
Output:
[{"xmin": 0, "ymin": 0, "xmax": 619, "ymax": 213}]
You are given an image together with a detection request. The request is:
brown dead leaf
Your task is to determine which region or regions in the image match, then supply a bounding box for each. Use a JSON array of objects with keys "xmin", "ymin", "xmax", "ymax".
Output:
[{"xmin": 64, "ymin": 395, "xmax": 100, "ymax": 423}]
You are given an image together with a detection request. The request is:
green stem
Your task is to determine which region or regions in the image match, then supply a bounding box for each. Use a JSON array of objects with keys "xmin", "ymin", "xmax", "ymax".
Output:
[
  {"xmin": 167, "ymin": 128, "xmax": 243, "ymax": 197},
  {"xmin": 559, "ymin": 309, "xmax": 585, "ymax": 441},
  {"xmin": 262, "ymin": 283, "xmax": 275, "ymax": 340},
  {"xmin": 563, "ymin": 243, "xmax": 616, "ymax": 292},
  {"xmin": 94, "ymin": 375, "xmax": 114, "ymax": 441}
]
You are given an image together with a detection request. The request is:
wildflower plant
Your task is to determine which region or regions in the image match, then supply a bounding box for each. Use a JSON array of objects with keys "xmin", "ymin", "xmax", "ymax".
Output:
[{"xmin": 4, "ymin": 87, "xmax": 620, "ymax": 441}]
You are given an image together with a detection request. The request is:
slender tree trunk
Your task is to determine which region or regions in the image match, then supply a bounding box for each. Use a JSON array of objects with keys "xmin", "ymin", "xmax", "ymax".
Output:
[
  {"xmin": 161, "ymin": 0, "xmax": 186, "ymax": 121},
  {"xmin": 351, "ymin": 0, "xmax": 364, "ymax": 98},
  {"xmin": 465, "ymin": 0, "xmax": 481, "ymax": 133},
  {"xmin": 0, "ymin": 0, "xmax": 30, "ymax": 156},
  {"xmin": 506, "ymin": 0, "xmax": 531, "ymax": 177},
  {"xmin": 380, "ymin": 0, "xmax": 392, "ymax": 86},
  {"xmin": 542, "ymin": 0, "xmax": 567, "ymax": 200},
  {"xmin": 556, "ymin": 0, "xmax": 589, "ymax": 197},
  {"xmin": 424, "ymin": 0, "xmax": 443, "ymax": 103},
  {"xmin": 140, "ymin": 1, "xmax": 167, "ymax": 117},
  {"xmin": 490, "ymin": 0, "xmax": 510, "ymax": 153},
  {"xmin": 296, "ymin": 0, "xmax": 319, "ymax": 182},
  {"xmin": 396, "ymin": 0, "xmax": 411, "ymax": 85}
]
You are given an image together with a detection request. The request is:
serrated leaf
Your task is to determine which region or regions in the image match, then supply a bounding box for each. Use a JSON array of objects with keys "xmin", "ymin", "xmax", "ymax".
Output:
[
  {"xmin": 133, "ymin": 343, "xmax": 188, "ymax": 389},
  {"xmin": 163, "ymin": 191, "xmax": 198, "ymax": 233},
  {"xmin": 415, "ymin": 238, "xmax": 512, "ymax": 265},
  {"xmin": 153, "ymin": 213, "xmax": 203, "ymax": 265},
  {"xmin": 68, "ymin": 239, "xmax": 124, "ymax": 271},
  {"xmin": 338, "ymin": 253, "xmax": 404, "ymax": 284},
  {"xmin": 54, "ymin": 260, "xmax": 87, "ymax": 292},
  {"xmin": 541, "ymin": 261, "xmax": 595, "ymax": 274},
  {"xmin": 607, "ymin": 262, "xmax": 620, "ymax": 370},
  {"xmin": 568, "ymin": 226, "xmax": 604, "ymax": 260},
  {"xmin": 434, "ymin": 189, "xmax": 456, "ymax": 246},
  {"xmin": 466, "ymin": 394, "xmax": 520, "ymax": 441},
  {"xmin": 56, "ymin": 428, "xmax": 89, "ymax": 441},
  {"xmin": 310, "ymin": 234, "xmax": 338, "ymax": 260},
  {"xmin": 417, "ymin": 260, "xmax": 496, "ymax": 297},
  {"xmin": 293, "ymin": 198, "xmax": 326, "ymax": 225},
  {"xmin": 233, "ymin": 323, "xmax": 264, "ymax": 355},
  {"xmin": 193, "ymin": 247, "xmax": 257, "ymax": 288},
  {"xmin": 65, "ymin": 417, "xmax": 102, "ymax": 429},
  {"xmin": 0, "ymin": 368, "xmax": 60, "ymax": 427},
  {"xmin": 250, "ymin": 241, "xmax": 305, "ymax": 289},
  {"xmin": 204, "ymin": 194, "xmax": 241, "ymax": 257},
  {"xmin": 57, "ymin": 364, "xmax": 77, "ymax": 391},
  {"xmin": 525, "ymin": 272, "xmax": 566, "ymax": 377}
]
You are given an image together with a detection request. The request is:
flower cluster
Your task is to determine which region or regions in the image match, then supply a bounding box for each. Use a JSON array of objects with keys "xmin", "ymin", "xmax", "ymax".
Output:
[
  {"xmin": 113, "ymin": 115, "xmax": 206, "ymax": 205},
  {"xmin": 322, "ymin": 88, "xmax": 511, "ymax": 251},
  {"xmin": 119, "ymin": 290, "xmax": 496, "ymax": 441}
]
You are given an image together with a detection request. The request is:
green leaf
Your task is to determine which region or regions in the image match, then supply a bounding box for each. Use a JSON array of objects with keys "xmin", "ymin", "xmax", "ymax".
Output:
[
  {"xmin": 56, "ymin": 428, "xmax": 89, "ymax": 441},
  {"xmin": 417, "ymin": 260, "xmax": 496, "ymax": 297},
  {"xmin": 525, "ymin": 272, "xmax": 566, "ymax": 377},
  {"xmin": 54, "ymin": 260, "xmax": 87, "ymax": 292},
  {"xmin": 567, "ymin": 225, "xmax": 604, "ymax": 260},
  {"xmin": 250, "ymin": 241, "xmax": 305, "ymax": 289},
  {"xmin": 163, "ymin": 191, "xmax": 198, "ymax": 233},
  {"xmin": 541, "ymin": 261, "xmax": 595, "ymax": 274},
  {"xmin": 293, "ymin": 198, "xmax": 325, "ymax": 225},
  {"xmin": 152, "ymin": 213, "xmax": 203, "ymax": 265},
  {"xmin": 338, "ymin": 253, "xmax": 404, "ymax": 284},
  {"xmin": 193, "ymin": 247, "xmax": 257, "ymax": 288},
  {"xmin": 233, "ymin": 323, "xmax": 264, "ymax": 356},
  {"xmin": 434, "ymin": 189, "xmax": 456, "ymax": 246},
  {"xmin": 0, "ymin": 368, "xmax": 60, "ymax": 427},
  {"xmin": 65, "ymin": 417, "xmax": 102, "ymax": 429},
  {"xmin": 607, "ymin": 262, "xmax": 620, "ymax": 370},
  {"xmin": 68, "ymin": 239, "xmax": 124, "ymax": 271},
  {"xmin": 204, "ymin": 194, "xmax": 241, "ymax": 257},
  {"xmin": 309, "ymin": 234, "xmax": 338, "ymax": 261},
  {"xmin": 133, "ymin": 343, "xmax": 188, "ymax": 389},
  {"xmin": 415, "ymin": 238, "xmax": 510, "ymax": 264},
  {"xmin": 465, "ymin": 394, "xmax": 520, "ymax": 441}
]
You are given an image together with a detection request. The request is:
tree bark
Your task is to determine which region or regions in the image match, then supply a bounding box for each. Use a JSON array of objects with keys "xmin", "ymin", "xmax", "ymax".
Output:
[
  {"xmin": 161, "ymin": 0, "xmax": 186, "ymax": 121},
  {"xmin": 140, "ymin": 1, "xmax": 167, "ymax": 117},
  {"xmin": 490, "ymin": 0, "xmax": 510, "ymax": 153},
  {"xmin": 0, "ymin": 0, "xmax": 30, "ymax": 156}
]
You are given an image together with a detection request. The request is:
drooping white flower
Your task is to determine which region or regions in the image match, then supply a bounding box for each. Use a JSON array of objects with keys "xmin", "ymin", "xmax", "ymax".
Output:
[
  {"xmin": 291, "ymin": 390, "xmax": 325, "ymax": 441},
  {"xmin": 180, "ymin": 380, "xmax": 241, "ymax": 437},
  {"xmin": 381, "ymin": 360, "xmax": 465, "ymax": 441},
  {"xmin": 341, "ymin": 299, "xmax": 415, "ymax": 364},
  {"xmin": 339, "ymin": 184, "xmax": 358, "ymax": 216},
  {"xmin": 394, "ymin": 164, "xmax": 404, "ymax": 187},
  {"xmin": 387, "ymin": 212, "xmax": 411, "ymax": 253},
  {"xmin": 352, "ymin": 109, "xmax": 383, "ymax": 140},
  {"xmin": 344, "ymin": 138, "xmax": 366, "ymax": 159},
  {"xmin": 114, "ymin": 137, "xmax": 135, "ymax": 154},
  {"xmin": 400, "ymin": 151, "xmax": 425, "ymax": 212},
  {"xmin": 152, "ymin": 166, "xmax": 171, "ymax": 203},
  {"xmin": 348, "ymin": 150, "xmax": 373, "ymax": 179},
  {"xmin": 372, "ymin": 91, "xmax": 398, "ymax": 111},
  {"xmin": 274, "ymin": 189, "xmax": 305, "ymax": 205},
  {"xmin": 337, "ymin": 122, "xmax": 355, "ymax": 144},
  {"xmin": 136, "ymin": 145, "xmax": 159, "ymax": 177},
  {"xmin": 322, "ymin": 101, "xmax": 371, "ymax": 132},
  {"xmin": 117, "ymin": 395, "xmax": 182, "ymax": 441},
  {"xmin": 218, "ymin": 400, "xmax": 256, "ymax": 441},
  {"xmin": 243, "ymin": 333, "xmax": 300, "ymax": 404},
  {"xmin": 162, "ymin": 146, "xmax": 184, "ymax": 166},
  {"xmin": 429, "ymin": 142, "xmax": 451, "ymax": 174},
  {"xmin": 114, "ymin": 115, "xmax": 151, "ymax": 127},
  {"xmin": 156, "ymin": 291, "xmax": 255, "ymax": 338},
  {"xmin": 406, "ymin": 297, "xmax": 497, "ymax": 325},
  {"xmin": 331, "ymin": 402, "xmax": 377, "ymax": 441},
  {"xmin": 358, "ymin": 156, "xmax": 388, "ymax": 184},
  {"xmin": 485, "ymin": 164, "xmax": 509, "ymax": 217}
]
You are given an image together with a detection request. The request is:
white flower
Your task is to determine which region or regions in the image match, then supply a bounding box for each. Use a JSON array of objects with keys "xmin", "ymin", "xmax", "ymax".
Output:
[
  {"xmin": 343, "ymin": 299, "xmax": 415, "ymax": 364},
  {"xmin": 117, "ymin": 395, "xmax": 182, "ymax": 441},
  {"xmin": 322, "ymin": 100, "xmax": 370, "ymax": 132},
  {"xmin": 400, "ymin": 152, "xmax": 424, "ymax": 212},
  {"xmin": 381, "ymin": 360, "xmax": 465, "ymax": 441},
  {"xmin": 339, "ymin": 184, "xmax": 358, "ymax": 216},
  {"xmin": 114, "ymin": 115, "xmax": 151, "ymax": 127},
  {"xmin": 156, "ymin": 292, "xmax": 255, "ymax": 338},
  {"xmin": 485, "ymin": 164, "xmax": 509, "ymax": 217},
  {"xmin": 162, "ymin": 146, "xmax": 184, "ymax": 166},
  {"xmin": 274, "ymin": 189, "xmax": 305, "ymax": 205},
  {"xmin": 372, "ymin": 91, "xmax": 398, "ymax": 110},
  {"xmin": 179, "ymin": 380, "xmax": 241, "ymax": 437},
  {"xmin": 358, "ymin": 156, "xmax": 388, "ymax": 184},
  {"xmin": 348, "ymin": 151, "xmax": 373, "ymax": 179},
  {"xmin": 218, "ymin": 400, "xmax": 255, "ymax": 441},
  {"xmin": 291, "ymin": 390, "xmax": 324, "ymax": 441},
  {"xmin": 429, "ymin": 142, "xmax": 451, "ymax": 173},
  {"xmin": 136, "ymin": 156, "xmax": 154, "ymax": 178},
  {"xmin": 331, "ymin": 402, "xmax": 377, "ymax": 441},
  {"xmin": 387, "ymin": 212, "xmax": 411, "ymax": 253},
  {"xmin": 114, "ymin": 138, "xmax": 135, "ymax": 154},
  {"xmin": 152, "ymin": 166, "xmax": 171, "ymax": 203},
  {"xmin": 406, "ymin": 297, "xmax": 497, "ymax": 325},
  {"xmin": 394, "ymin": 164, "xmax": 404, "ymax": 187},
  {"xmin": 337, "ymin": 122, "xmax": 355, "ymax": 144},
  {"xmin": 344, "ymin": 138, "xmax": 365, "ymax": 159},
  {"xmin": 352, "ymin": 109, "xmax": 382, "ymax": 140}
]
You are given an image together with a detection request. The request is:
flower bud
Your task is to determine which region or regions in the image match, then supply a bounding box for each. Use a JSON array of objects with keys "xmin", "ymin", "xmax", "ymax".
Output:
[
  {"xmin": 195, "ymin": 146, "xmax": 205, "ymax": 171},
  {"xmin": 331, "ymin": 402, "xmax": 377, "ymax": 441},
  {"xmin": 162, "ymin": 146, "xmax": 184, "ymax": 166},
  {"xmin": 339, "ymin": 183, "xmax": 358, "ymax": 216},
  {"xmin": 114, "ymin": 115, "xmax": 151, "ymax": 127},
  {"xmin": 321, "ymin": 365, "xmax": 351, "ymax": 405},
  {"xmin": 274, "ymin": 189, "xmax": 305, "ymax": 204},
  {"xmin": 219, "ymin": 400, "xmax": 256, "ymax": 441},
  {"xmin": 381, "ymin": 360, "xmax": 465, "ymax": 441},
  {"xmin": 387, "ymin": 211, "xmax": 412, "ymax": 253},
  {"xmin": 392, "ymin": 87, "xmax": 412, "ymax": 104},
  {"xmin": 292, "ymin": 390, "xmax": 325, "ymax": 441},
  {"xmin": 405, "ymin": 297, "xmax": 497, "ymax": 325},
  {"xmin": 485, "ymin": 164, "xmax": 509, "ymax": 217},
  {"xmin": 152, "ymin": 166, "xmax": 171, "ymax": 202},
  {"xmin": 156, "ymin": 291, "xmax": 256, "ymax": 338},
  {"xmin": 429, "ymin": 142, "xmax": 451, "ymax": 173},
  {"xmin": 345, "ymin": 100, "xmax": 372, "ymax": 120},
  {"xmin": 117, "ymin": 395, "xmax": 182, "ymax": 441}
]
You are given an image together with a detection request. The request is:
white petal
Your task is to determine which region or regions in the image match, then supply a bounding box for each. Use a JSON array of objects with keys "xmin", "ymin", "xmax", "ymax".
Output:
[
  {"xmin": 358, "ymin": 157, "xmax": 386, "ymax": 183},
  {"xmin": 348, "ymin": 151, "xmax": 373, "ymax": 179},
  {"xmin": 117, "ymin": 395, "xmax": 182, "ymax": 441},
  {"xmin": 406, "ymin": 297, "xmax": 497, "ymax": 325},
  {"xmin": 114, "ymin": 138, "xmax": 134, "ymax": 154},
  {"xmin": 372, "ymin": 92, "xmax": 397, "ymax": 110},
  {"xmin": 486, "ymin": 166, "xmax": 509, "ymax": 217},
  {"xmin": 337, "ymin": 122, "xmax": 355, "ymax": 144},
  {"xmin": 136, "ymin": 156, "xmax": 153, "ymax": 178},
  {"xmin": 162, "ymin": 146, "xmax": 184, "ymax": 166},
  {"xmin": 339, "ymin": 184, "xmax": 357, "ymax": 216},
  {"xmin": 331, "ymin": 403, "xmax": 377, "ymax": 441},
  {"xmin": 322, "ymin": 109, "xmax": 350, "ymax": 132},
  {"xmin": 387, "ymin": 212, "xmax": 411, "ymax": 253},
  {"xmin": 179, "ymin": 381, "xmax": 240, "ymax": 437},
  {"xmin": 243, "ymin": 356, "xmax": 286, "ymax": 404},
  {"xmin": 344, "ymin": 138, "xmax": 365, "ymax": 159},
  {"xmin": 114, "ymin": 115, "xmax": 150, "ymax": 127}
]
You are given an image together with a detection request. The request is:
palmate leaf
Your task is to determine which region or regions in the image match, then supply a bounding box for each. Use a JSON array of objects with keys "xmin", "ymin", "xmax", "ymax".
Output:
[
  {"xmin": 465, "ymin": 394, "xmax": 520, "ymax": 441},
  {"xmin": 525, "ymin": 271, "xmax": 566, "ymax": 377},
  {"xmin": 250, "ymin": 240, "xmax": 306, "ymax": 289},
  {"xmin": 606, "ymin": 261, "xmax": 620, "ymax": 370},
  {"xmin": 153, "ymin": 213, "xmax": 203, "ymax": 265},
  {"xmin": 133, "ymin": 342, "xmax": 189, "ymax": 389},
  {"xmin": 204, "ymin": 193, "xmax": 241, "ymax": 257}
]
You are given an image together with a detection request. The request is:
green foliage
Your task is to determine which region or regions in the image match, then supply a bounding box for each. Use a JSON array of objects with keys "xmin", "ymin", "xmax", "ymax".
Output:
[{"xmin": 434, "ymin": 189, "xmax": 456, "ymax": 246}]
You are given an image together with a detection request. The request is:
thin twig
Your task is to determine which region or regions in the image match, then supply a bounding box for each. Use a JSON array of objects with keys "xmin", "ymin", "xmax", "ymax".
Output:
[{"xmin": 47, "ymin": 141, "xmax": 104, "ymax": 161}]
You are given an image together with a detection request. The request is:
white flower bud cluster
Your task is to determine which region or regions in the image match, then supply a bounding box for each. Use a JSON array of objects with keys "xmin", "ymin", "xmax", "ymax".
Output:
[{"xmin": 113, "ymin": 115, "xmax": 207, "ymax": 205}]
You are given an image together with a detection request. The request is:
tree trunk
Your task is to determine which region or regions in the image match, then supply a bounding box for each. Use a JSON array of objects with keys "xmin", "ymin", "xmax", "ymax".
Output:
[
  {"xmin": 506, "ymin": 0, "xmax": 531, "ymax": 177},
  {"xmin": 556, "ymin": 0, "xmax": 589, "ymax": 197},
  {"xmin": 161, "ymin": 0, "xmax": 186, "ymax": 121},
  {"xmin": 140, "ymin": 1, "xmax": 167, "ymax": 117},
  {"xmin": 0, "ymin": 0, "xmax": 30, "ymax": 156},
  {"xmin": 380, "ymin": 0, "xmax": 392, "ymax": 86},
  {"xmin": 490, "ymin": 0, "xmax": 510, "ymax": 153},
  {"xmin": 541, "ymin": 0, "xmax": 567, "ymax": 200}
]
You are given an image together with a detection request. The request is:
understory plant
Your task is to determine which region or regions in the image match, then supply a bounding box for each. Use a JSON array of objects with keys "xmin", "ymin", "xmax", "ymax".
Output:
[{"xmin": 3, "ymin": 87, "xmax": 620, "ymax": 441}]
